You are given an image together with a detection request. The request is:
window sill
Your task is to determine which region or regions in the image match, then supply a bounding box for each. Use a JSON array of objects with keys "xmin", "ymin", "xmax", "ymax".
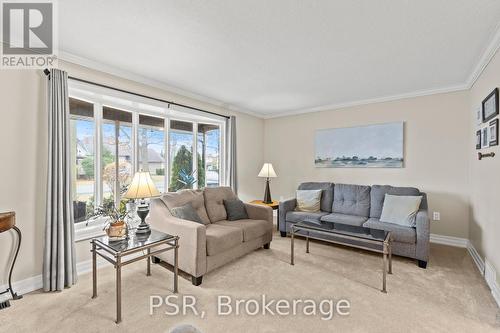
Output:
[
  {"xmin": 75, "ymin": 223, "xmax": 106, "ymax": 242},
  {"xmin": 74, "ymin": 217, "xmax": 142, "ymax": 242}
]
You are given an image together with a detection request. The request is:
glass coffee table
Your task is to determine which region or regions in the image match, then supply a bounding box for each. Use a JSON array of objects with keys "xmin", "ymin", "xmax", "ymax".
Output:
[
  {"xmin": 290, "ymin": 221, "xmax": 392, "ymax": 293},
  {"xmin": 91, "ymin": 229, "xmax": 179, "ymax": 323}
]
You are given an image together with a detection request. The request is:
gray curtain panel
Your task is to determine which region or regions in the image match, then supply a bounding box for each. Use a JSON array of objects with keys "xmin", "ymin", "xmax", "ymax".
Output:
[
  {"xmin": 225, "ymin": 115, "xmax": 237, "ymax": 194},
  {"xmin": 43, "ymin": 69, "xmax": 77, "ymax": 291}
]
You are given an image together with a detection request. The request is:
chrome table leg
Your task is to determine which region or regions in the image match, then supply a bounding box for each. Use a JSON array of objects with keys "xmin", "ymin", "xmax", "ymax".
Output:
[
  {"xmin": 174, "ymin": 238, "xmax": 179, "ymax": 293},
  {"xmin": 146, "ymin": 248, "xmax": 151, "ymax": 276},
  {"xmin": 306, "ymin": 231, "xmax": 309, "ymax": 254},
  {"xmin": 116, "ymin": 254, "xmax": 122, "ymax": 324},
  {"xmin": 92, "ymin": 241, "xmax": 97, "ymax": 298},
  {"xmin": 382, "ymin": 241, "xmax": 387, "ymax": 293},
  {"xmin": 290, "ymin": 228, "xmax": 295, "ymax": 265},
  {"xmin": 388, "ymin": 236, "xmax": 392, "ymax": 275}
]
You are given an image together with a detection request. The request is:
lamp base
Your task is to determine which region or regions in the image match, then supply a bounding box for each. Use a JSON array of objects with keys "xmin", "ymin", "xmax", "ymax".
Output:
[
  {"xmin": 135, "ymin": 203, "xmax": 151, "ymax": 234},
  {"xmin": 263, "ymin": 178, "xmax": 272, "ymax": 204}
]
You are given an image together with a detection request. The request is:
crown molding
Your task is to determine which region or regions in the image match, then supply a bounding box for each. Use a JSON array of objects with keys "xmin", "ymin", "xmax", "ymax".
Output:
[
  {"xmin": 57, "ymin": 51, "xmax": 263, "ymax": 118},
  {"xmin": 262, "ymin": 84, "xmax": 469, "ymax": 119},
  {"xmin": 466, "ymin": 22, "xmax": 500, "ymax": 89}
]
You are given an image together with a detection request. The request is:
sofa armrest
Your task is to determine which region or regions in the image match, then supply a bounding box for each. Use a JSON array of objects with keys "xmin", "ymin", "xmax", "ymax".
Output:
[
  {"xmin": 244, "ymin": 203, "xmax": 273, "ymax": 225},
  {"xmin": 415, "ymin": 209, "xmax": 430, "ymax": 261},
  {"xmin": 148, "ymin": 199, "xmax": 207, "ymax": 277},
  {"xmin": 278, "ymin": 198, "xmax": 297, "ymax": 231}
]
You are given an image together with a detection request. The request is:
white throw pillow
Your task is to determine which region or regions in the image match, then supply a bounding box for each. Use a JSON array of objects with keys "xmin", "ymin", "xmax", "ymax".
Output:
[
  {"xmin": 296, "ymin": 190, "xmax": 322, "ymax": 212},
  {"xmin": 379, "ymin": 194, "xmax": 423, "ymax": 227}
]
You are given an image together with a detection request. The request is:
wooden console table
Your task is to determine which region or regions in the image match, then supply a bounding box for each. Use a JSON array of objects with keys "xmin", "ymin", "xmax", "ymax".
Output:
[{"xmin": 0, "ymin": 212, "xmax": 23, "ymax": 302}]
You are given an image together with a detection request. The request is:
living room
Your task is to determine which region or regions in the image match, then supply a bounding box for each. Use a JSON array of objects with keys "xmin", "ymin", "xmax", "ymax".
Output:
[{"xmin": 0, "ymin": 1, "xmax": 499, "ymax": 332}]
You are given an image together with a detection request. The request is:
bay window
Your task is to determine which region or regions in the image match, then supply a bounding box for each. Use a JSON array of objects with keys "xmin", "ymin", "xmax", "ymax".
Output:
[{"xmin": 68, "ymin": 80, "xmax": 226, "ymax": 237}]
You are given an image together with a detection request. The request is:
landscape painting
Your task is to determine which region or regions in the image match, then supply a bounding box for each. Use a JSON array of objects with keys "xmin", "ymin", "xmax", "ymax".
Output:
[{"xmin": 315, "ymin": 122, "xmax": 404, "ymax": 168}]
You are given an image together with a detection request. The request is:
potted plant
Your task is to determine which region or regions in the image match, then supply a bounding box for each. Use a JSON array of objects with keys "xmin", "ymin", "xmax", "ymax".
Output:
[{"xmin": 87, "ymin": 200, "xmax": 131, "ymax": 241}]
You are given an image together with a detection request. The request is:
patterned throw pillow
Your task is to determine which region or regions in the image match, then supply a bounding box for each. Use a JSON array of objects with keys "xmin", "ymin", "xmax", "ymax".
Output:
[
  {"xmin": 170, "ymin": 203, "xmax": 204, "ymax": 224},
  {"xmin": 223, "ymin": 199, "xmax": 249, "ymax": 221}
]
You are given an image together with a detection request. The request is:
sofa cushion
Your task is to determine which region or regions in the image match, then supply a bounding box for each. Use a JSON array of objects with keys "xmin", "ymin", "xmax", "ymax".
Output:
[
  {"xmin": 298, "ymin": 182, "xmax": 334, "ymax": 212},
  {"xmin": 215, "ymin": 219, "xmax": 271, "ymax": 242},
  {"xmin": 296, "ymin": 190, "xmax": 322, "ymax": 212},
  {"xmin": 205, "ymin": 224, "xmax": 243, "ymax": 256},
  {"xmin": 363, "ymin": 218, "xmax": 416, "ymax": 244},
  {"xmin": 204, "ymin": 187, "xmax": 237, "ymax": 223},
  {"xmin": 379, "ymin": 194, "xmax": 423, "ymax": 227},
  {"xmin": 286, "ymin": 211, "xmax": 329, "ymax": 224},
  {"xmin": 170, "ymin": 203, "xmax": 204, "ymax": 224},
  {"xmin": 370, "ymin": 185, "xmax": 421, "ymax": 218},
  {"xmin": 332, "ymin": 184, "xmax": 371, "ymax": 217},
  {"xmin": 223, "ymin": 199, "xmax": 249, "ymax": 221},
  {"xmin": 320, "ymin": 213, "xmax": 368, "ymax": 226},
  {"xmin": 161, "ymin": 190, "xmax": 210, "ymax": 224}
]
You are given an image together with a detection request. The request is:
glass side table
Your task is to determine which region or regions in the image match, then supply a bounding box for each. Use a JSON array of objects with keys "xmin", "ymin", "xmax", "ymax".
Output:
[{"xmin": 91, "ymin": 229, "xmax": 179, "ymax": 324}]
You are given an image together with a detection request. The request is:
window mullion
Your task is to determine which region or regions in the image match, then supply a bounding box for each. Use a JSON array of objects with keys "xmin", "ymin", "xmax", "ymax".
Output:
[
  {"xmin": 220, "ymin": 122, "xmax": 225, "ymax": 186},
  {"xmin": 165, "ymin": 117, "xmax": 170, "ymax": 192},
  {"xmin": 95, "ymin": 102, "xmax": 103, "ymax": 206},
  {"xmin": 193, "ymin": 122, "xmax": 198, "ymax": 190},
  {"xmin": 132, "ymin": 112, "xmax": 139, "ymax": 173}
]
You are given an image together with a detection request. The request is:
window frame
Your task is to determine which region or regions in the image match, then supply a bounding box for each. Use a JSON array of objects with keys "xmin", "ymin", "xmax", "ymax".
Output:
[{"xmin": 68, "ymin": 80, "xmax": 227, "ymax": 240}]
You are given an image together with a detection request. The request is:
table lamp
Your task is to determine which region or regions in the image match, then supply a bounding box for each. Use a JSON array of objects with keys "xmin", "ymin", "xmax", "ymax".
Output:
[
  {"xmin": 258, "ymin": 163, "xmax": 277, "ymax": 204},
  {"xmin": 124, "ymin": 171, "xmax": 160, "ymax": 234}
]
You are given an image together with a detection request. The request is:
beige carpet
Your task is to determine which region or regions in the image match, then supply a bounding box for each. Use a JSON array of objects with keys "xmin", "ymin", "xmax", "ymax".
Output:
[{"xmin": 0, "ymin": 230, "xmax": 499, "ymax": 333}]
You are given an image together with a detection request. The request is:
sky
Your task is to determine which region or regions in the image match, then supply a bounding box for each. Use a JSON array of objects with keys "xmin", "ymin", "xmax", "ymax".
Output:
[{"xmin": 315, "ymin": 122, "xmax": 403, "ymax": 159}]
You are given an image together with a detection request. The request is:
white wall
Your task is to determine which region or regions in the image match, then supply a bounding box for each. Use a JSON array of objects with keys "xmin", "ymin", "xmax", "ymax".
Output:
[
  {"xmin": 0, "ymin": 61, "xmax": 265, "ymax": 285},
  {"xmin": 468, "ymin": 48, "xmax": 500, "ymax": 284},
  {"xmin": 0, "ymin": 70, "xmax": 47, "ymax": 286},
  {"xmin": 264, "ymin": 91, "xmax": 471, "ymax": 238}
]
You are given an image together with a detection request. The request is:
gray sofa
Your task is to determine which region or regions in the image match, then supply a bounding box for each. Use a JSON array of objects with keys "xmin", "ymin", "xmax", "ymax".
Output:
[{"xmin": 279, "ymin": 182, "xmax": 430, "ymax": 268}]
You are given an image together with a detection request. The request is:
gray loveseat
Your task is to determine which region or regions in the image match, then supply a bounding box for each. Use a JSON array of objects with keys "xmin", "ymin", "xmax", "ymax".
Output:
[{"xmin": 279, "ymin": 182, "xmax": 430, "ymax": 268}]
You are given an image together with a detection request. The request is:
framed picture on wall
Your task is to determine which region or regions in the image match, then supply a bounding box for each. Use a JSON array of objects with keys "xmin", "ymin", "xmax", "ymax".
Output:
[
  {"xmin": 489, "ymin": 119, "xmax": 498, "ymax": 146},
  {"xmin": 476, "ymin": 130, "xmax": 482, "ymax": 149},
  {"xmin": 475, "ymin": 106, "xmax": 482, "ymax": 126},
  {"xmin": 482, "ymin": 126, "xmax": 489, "ymax": 149},
  {"xmin": 482, "ymin": 88, "xmax": 499, "ymax": 122}
]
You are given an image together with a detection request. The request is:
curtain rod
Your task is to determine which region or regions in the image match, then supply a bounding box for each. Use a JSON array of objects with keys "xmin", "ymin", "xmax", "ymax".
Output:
[{"xmin": 43, "ymin": 69, "xmax": 230, "ymax": 119}]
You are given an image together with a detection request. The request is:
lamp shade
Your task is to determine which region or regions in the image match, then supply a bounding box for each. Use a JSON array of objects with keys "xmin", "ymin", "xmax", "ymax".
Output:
[
  {"xmin": 258, "ymin": 163, "xmax": 277, "ymax": 178},
  {"xmin": 123, "ymin": 171, "xmax": 161, "ymax": 199}
]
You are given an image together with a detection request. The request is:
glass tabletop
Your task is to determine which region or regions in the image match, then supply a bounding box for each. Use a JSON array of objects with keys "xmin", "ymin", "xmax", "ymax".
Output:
[
  {"xmin": 293, "ymin": 220, "xmax": 389, "ymax": 242},
  {"xmin": 92, "ymin": 229, "xmax": 175, "ymax": 253}
]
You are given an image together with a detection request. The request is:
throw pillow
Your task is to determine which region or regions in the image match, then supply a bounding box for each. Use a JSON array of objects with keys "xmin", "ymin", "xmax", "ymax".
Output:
[
  {"xmin": 296, "ymin": 189, "xmax": 322, "ymax": 212},
  {"xmin": 170, "ymin": 203, "xmax": 204, "ymax": 224},
  {"xmin": 223, "ymin": 199, "xmax": 249, "ymax": 221},
  {"xmin": 379, "ymin": 194, "xmax": 423, "ymax": 227}
]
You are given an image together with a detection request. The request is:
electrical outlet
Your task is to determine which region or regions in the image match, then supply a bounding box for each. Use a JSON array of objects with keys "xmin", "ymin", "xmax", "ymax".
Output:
[{"xmin": 433, "ymin": 212, "xmax": 440, "ymax": 221}]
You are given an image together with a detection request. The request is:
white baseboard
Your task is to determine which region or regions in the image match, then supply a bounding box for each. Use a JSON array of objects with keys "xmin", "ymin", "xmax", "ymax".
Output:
[
  {"xmin": 429, "ymin": 233, "xmax": 499, "ymax": 308},
  {"xmin": 429, "ymin": 234, "xmax": 468, "ymax": 248},
  {"xmin": 0, "ymin": 256, "xmax": 115, "ymax": 303},
  {"xmin": 485, "ymin": 259, "xmax": 500, "ymax": 308},
  {"xmin": 467, "ymin": 242, "xmax": 485, "ymax": 276},
  {"xmin": 0, "ymin": 274, "xmax": 42, "ymax": 303}
]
